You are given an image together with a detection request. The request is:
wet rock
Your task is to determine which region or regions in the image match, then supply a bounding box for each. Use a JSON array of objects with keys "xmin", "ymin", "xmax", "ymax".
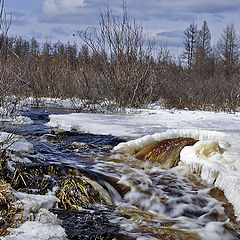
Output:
[
  {"xmin": 135, "ymin": 137, "xmax": 198, "ymax": 169},
  {"xmin": 146, "ymin": 227, "xmax": 201, "ymax": 240},
  {"xmin": 208, "ymin": 187, "xmax": 237, "ymax": 223},
  {"xmin": 118, "ymin": 206, "xmax": 178, "ymax": 227}
]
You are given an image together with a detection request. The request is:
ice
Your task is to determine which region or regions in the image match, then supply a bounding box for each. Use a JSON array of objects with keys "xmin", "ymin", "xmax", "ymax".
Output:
[
  {"xmin": 178, "ymin": 136, "xmax": 240, "ymax": 220},
  {"xmin": 47, "ymin": 108, "xmax": 240, "ymax": 220},
  {"xmin": 0, "ymin": 132, "xmax": 34, "ymax": 154},
  {"xmin": 47, "ymin": 112, "xmax": 133, "ymax": 136},
  {"xmin": 2, "ymin": 103, "xmax": 240, "ymax": 238},
  {"xmin": 13, "ymin": 190, "xmax": 59, "ymax": 217},
  {"xmin": 3, "ymin": 210, "xmax": 66, "ymax": 240},
  {"xmin": 0, "ymin": 132, "xmax": 34, "ymax": 169},
  {"xmin": 2, "ymin": 190, "xmax": 65, "ymax": 240},
  {"xmin": 47, "ymin": 108, "xmax": 240, "ymax": 139},
  {"xmin": 112, "ymin": 128, "xmax": 240, "ymax": 220},
  {"xmin": 113, "ymin": 129, "xmax": 226, "ymax": 155}
]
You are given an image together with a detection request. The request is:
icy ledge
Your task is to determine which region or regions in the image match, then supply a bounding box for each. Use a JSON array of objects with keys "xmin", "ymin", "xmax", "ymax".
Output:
[
  {"xmin": 180, "ymin": 139, "xmax": 240, "ymax": 220},
  {"xmin": 113, "ymin": 129, "xmax": 226, "ymax": 155},
  {"xmin": 114, "ymin": 129, "xmax": 240, "ymax": 220}
]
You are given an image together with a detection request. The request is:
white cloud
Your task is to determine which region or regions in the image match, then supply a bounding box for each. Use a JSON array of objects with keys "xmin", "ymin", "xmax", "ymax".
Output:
[
  {"xmin": 42, "ymin": 0, "xmax": 86, "ymax": 15},
  {"xmin": 161, "ymin": 0, "xmax": 240, "ymax": 13}
]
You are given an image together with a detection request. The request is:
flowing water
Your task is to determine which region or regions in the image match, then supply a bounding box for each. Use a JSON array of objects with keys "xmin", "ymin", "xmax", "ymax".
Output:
[{"xmin": 7, "ymin": 108, "xmax": 240, "ymax": 239}]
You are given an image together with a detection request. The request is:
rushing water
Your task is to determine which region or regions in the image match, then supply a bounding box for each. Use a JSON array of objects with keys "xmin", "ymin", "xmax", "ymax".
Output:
[{"xmin": 7, "ymin": 108, "xmax": 240, "ymax": 239}]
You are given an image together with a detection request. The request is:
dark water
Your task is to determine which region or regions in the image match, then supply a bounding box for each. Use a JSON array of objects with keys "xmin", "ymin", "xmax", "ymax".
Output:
[
  {"xmin": 15, "ymin": 108, "xmax": 122, "ymax": 165},
  {"xmin": 18, "ymin": 108, "xmax": 132, "ymax": 239},
  {"xmin": 4, "ymin": 108, "xmax": 240, "ymax": 240}
]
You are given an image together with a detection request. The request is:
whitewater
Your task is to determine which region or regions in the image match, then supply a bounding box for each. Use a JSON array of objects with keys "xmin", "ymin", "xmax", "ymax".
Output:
[
  {"xmin": 2, "ymin": 104, "xmax": 240, "ymax": 239},
  {"xmin": 48, "ymin": 107, "xmax": 240, "ymax": 232}
]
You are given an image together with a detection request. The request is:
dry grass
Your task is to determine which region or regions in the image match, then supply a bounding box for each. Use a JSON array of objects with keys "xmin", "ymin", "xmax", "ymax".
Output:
[{"xmin": 0, "ymin": 179, "xmax": 23, "ymax": 236}]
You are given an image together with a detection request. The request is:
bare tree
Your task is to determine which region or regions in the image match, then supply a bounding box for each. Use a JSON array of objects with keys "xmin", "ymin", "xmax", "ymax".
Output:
[
  {"xmin": 79, "ymin": 1, "xmax": 155, "ymax": 107},
  {"xmin": 0, "ymin": 0, "xmax": 4, "ymax": 29}
]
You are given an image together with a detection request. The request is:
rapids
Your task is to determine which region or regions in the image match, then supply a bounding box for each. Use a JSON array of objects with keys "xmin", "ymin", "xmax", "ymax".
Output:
[{"xmin": 1, "ymin": 108, "xmax": 240, "ymax": 240}]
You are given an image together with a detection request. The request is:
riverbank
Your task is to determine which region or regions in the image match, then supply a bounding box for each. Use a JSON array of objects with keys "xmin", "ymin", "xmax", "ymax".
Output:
[{"xmin": 1, "ymin": 103, "xmax": 240, "ymax": 239}]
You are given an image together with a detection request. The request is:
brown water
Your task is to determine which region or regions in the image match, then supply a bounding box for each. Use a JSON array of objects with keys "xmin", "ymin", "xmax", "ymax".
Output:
[
  {"xmin": 91, "ymin": 139, "xmax": 240, "ymax": 239},
  {"xmin": 10, "ymin": 108, "xmax": 240, "ymax": 240}
]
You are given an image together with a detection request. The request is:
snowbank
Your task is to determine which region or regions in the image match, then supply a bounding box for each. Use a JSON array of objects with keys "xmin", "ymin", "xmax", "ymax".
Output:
[
  {"xmin": 47, "ymin": 109, "xmax": 240, "ymax": 139},
  {"xmin": 3, "ymin": 207, "xmax": 66, "ymax": 240},
  {"xmin": 21, "ymin": 97, "xmax": 115, "ymax": 112},
  {"xmin": 2, "ymin": 190, "xmax": 66, "ymax": 240},
  {"xmin": 0, "ymin": 132, "xmax": 34, "ymax": 154}
]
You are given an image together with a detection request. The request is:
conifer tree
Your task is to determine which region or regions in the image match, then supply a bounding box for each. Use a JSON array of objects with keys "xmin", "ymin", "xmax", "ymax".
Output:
[{"xmin": 183, "ymin": 22, "xmax": 198, "ymax": 70}]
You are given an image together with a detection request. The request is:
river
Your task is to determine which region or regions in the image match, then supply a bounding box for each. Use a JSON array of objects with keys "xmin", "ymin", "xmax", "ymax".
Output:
[{"xmin": 3, "ymin": 107, "xmax": 240, "ymax": 240}]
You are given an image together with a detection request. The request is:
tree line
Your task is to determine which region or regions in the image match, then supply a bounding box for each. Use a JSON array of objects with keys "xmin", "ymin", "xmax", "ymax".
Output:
[{"xmin": 0, "ymin": 2, "xmax": 239, "ymax": 111}]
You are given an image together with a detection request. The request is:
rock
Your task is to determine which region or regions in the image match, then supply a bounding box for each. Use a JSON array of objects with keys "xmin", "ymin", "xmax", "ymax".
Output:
[
  {"xmin": 208, "ymin": 187, "xmax": 237, "ymax": 223},
  {"xmin": 135, "ymin": 137, "xmax": 198, "ymax": 169}
]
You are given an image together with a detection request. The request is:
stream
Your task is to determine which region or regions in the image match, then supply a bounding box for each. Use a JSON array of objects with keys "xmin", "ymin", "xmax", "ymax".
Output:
[{"xmin": 4, "ymin": 108, "xmax": 240, "ymax": 240}]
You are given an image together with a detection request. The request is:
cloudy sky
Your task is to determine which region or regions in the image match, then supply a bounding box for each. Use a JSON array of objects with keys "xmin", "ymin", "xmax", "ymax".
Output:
[{"xmin": 4, "ymin": 0, "xmax": 240, "ymax": 55}]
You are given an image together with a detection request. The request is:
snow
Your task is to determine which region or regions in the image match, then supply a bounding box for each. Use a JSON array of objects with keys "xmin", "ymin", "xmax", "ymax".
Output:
[
  {"xmin": 0, "ymin": 132, "xmax": 34, "ymax": 154},
  {"xmin": 0, "ymin": 115, "xmax": 33, "ymax": 125},
  {"xmin": 3, "ymin": 209, "xmax": 66, "ymax": 240},
  {"xmin": 47, "ymin": 108, "xmax": 240, "ymax": 220},
  {"xmin": 20, "ymin": 96, "xmax": 114, "ymax": 112},
  {"xmin": 2, "ymin": 190, "xmax": 66, "ymax": 240},
  {"xmin": 0, "ymin": 104, "xmax": 33, "ymax": 125},
  {"xmin": 13, "ymin": 190, "xmax": 59, "ymax": 217},
  {"xmin": 2, "ymin": 104, "xmax": 240, "ymax": 238},
  {"xmin": 47, "ymin": 109, "xmax": 240, "ymax": 139},
  {"xmin": 0, "ymin": 132, "xmax": 66, "ymax": 239}
]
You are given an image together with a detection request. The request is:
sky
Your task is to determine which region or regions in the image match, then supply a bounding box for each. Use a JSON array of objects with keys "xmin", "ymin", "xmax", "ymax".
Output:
[{"xmin": 4, "ymin": 0, "xmax": 240, "ymax": 56}]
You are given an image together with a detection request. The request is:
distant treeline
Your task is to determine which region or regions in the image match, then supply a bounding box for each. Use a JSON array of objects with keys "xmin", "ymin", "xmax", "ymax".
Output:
[{"xmin": 0, "ymin": 3, "xmax": 239, "ymax": 111}]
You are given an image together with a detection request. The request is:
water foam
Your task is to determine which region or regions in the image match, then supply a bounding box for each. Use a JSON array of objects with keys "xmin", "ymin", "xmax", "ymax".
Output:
[{"xmin": 114, "ymin": 129, "xmax": 240, "ymax": 220}]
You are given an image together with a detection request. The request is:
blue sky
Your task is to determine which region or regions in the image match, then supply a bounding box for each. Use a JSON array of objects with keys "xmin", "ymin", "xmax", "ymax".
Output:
[{"xmin": 4, "ymin": 0, "xmax": 240, "ymax": 55}]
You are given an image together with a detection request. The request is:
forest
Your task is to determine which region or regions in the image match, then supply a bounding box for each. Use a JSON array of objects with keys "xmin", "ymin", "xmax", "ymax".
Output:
[{"xmin": 0, "ymin": 1, "xmax": 240, "ymax": 112}]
